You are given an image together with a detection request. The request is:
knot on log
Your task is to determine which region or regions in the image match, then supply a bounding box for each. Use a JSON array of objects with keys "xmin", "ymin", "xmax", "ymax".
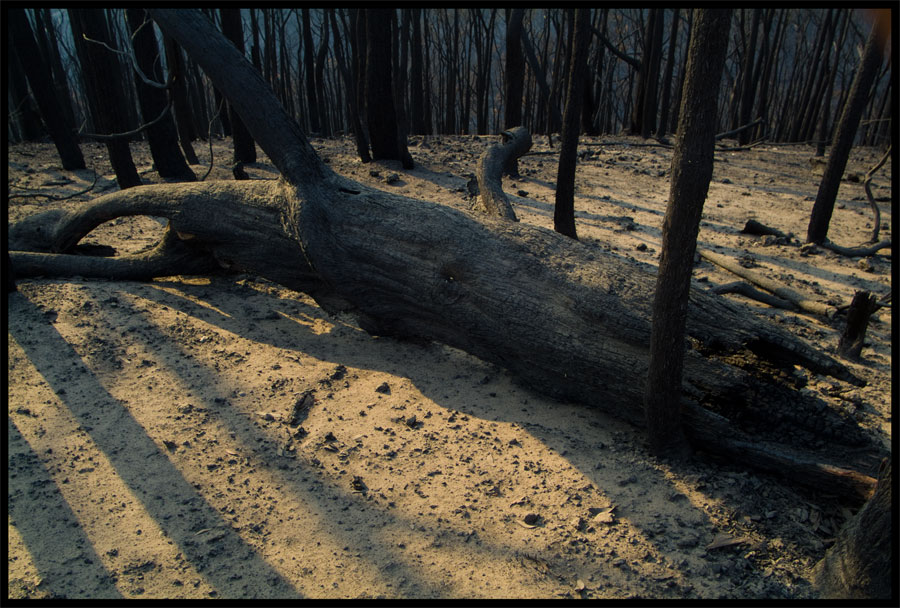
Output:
[{"xmin": 475, "ymin": 126, "xmax": 532, "ymax": 222}]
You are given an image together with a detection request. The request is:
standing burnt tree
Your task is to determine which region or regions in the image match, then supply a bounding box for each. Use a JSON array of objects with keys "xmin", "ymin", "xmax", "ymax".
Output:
[
  {"xmin": 503, "ymin": 8, "xmax": 526, "ymax": 175},
  {"xmin": 629, "ymin": 8, "xmax": 665, "ymax": 138},
  {"xmin": 553, "ymin": 8, "xmax": 591, "ymax": 240},
  {"xmin": 124, "ymin": 8, "xmax": 196, "ymax": 181},
  {"xmin": 7, "ymin": 9, "xmax": 85, "ymax": 170},
  {"xmin": 363, "ymin": 9, "xmax": 413, "ymax": 169},
  {"xmin": 806, "ymin": 10, "xmax": 888, "ymax": 244},
  {"xmin": 69, "ymin": 8, "xmax": 142, "ymax": 188},
  {"xmin": 8, "ymin": 9, "xmax": 888, "ymax": 506},
  {"xmin": 162, "ymin": 35, "xmax": 200, "ymax": 165},
  {"xmin": 220, "ymin": 8, "xmax": 258, "ymax": 164},
  {"xmin": 644, "ymin": 9, "xmax": 732, "ymax": 458}
]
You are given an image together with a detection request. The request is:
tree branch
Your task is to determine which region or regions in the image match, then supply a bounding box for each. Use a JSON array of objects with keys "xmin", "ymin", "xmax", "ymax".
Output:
[{"xmin": 699, "ymin": 249, "xmax": 837, "ymax": 317}]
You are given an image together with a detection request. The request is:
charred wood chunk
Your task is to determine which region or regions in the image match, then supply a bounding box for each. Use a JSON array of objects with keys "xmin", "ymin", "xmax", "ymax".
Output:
[{"xmin": 838, "ymin": 291, "xmax": 878, "ymax": 361}]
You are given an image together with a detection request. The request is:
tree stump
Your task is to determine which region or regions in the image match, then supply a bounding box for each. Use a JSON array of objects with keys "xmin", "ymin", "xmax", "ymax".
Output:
[
  {"xmin": 837, "ymin": 290, "xmax": 878, "ymax": 360},
  {"xmin": 475, "ymin": 126, "xmax": 531, "ymax": 221}
]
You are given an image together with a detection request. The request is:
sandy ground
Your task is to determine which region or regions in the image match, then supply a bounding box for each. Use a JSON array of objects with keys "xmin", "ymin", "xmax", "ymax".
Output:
[{"xmin": 6, "ymin": 133, "xmax": 892, "ymax": 599}]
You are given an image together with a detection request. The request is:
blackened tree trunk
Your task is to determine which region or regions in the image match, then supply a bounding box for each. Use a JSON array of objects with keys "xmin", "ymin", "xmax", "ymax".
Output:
[
  {"xmin": 125, "ymin": 8, "xmax": 196, "ymax": 181},
  {"xmin": 220, "ymin": 9, "xmax": 258, "ymax": 164},
  {"xmin": 503, "ymin": 8, "xmax": 525, "ymax": 130},
  {"xmin": 8, "ymin": 9, "xmax": 85, "ymax": 169},
  {"xmin": 363, "ymin": 9, "xmax": 413, "ymax": 168},
  {"xmin": 503, "ymin": 8, "xmax": 526, "ymax": 174},
  {"xmin": 162, "ymin": 36, "xmax": 199, "ymax": 164},
  {"xmin": 520, "ymin": 16, "xmax": 563, "ymax": 136},
  {"xmin": 668, "ymin": 9, "xmax": 693, "ymax": 135},
  {"xmin": 630, "ymin": 8, "xmax": 664, "ymax": 138},
  {"xmin": 347, "ymin": 9, "xmax": 372, "ymax": 162},
  {"xmin": 736, "ymin": 8, "xmax": 762, "ymax": 145},
  {"xmin": 34, "ymin": 7, "xmax": 78, "ymax": 132},
  {"xmin": 553, "ymin": 8, "xmax": 591, "ymax": 240},
  {"xmin": 656, "ymin": 9, "xmax": 680, "ymax": 138},
  {"xmin": 301, "ymin": 9, "xmax": 320, "ymax": 134},
  {"xmin": 409, "ymin": 8, "xmax": 426, "ymax": 135},
  {"xmin": 330, "ymin": 9, "xmax": 369, "ymax": 163},
  {"xmin": 69, "ymin": 8, "xmax": 141, "ymax": 189},
  {"xmin": 314, "ymin": 14, "xmax": 332, "ymax": 136},
  {"xmin": 644, "ymin": 8, "xmax": 731, "ymax": 458},
  {"xmin": 806, "ymin": 13, "xmax": 887, "ymax": 244},
  {"xmin": 816, "ymin": 10, "xmax": 851, "ymax": 156},
  {"xmin": 443, "ymin": 9, "xmax": 459, "ymax": 135},
  {"xmin": 7, "ymin": 38, "xmax": 45, "ymax": 142}
]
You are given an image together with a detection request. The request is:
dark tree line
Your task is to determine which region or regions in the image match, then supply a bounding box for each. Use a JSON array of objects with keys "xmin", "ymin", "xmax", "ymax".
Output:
[{"xmin": 9, "ymin": 8, "xmax": 891, "ymax": 153}]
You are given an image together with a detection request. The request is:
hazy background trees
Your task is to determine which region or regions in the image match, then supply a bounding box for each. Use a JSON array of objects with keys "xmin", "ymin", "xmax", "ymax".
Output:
[{"xmin": 7, "ymin": 9, "xmax": 892, "ymax": 160}]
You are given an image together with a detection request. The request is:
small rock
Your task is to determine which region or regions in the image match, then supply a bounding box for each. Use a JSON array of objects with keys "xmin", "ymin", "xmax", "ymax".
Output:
[
  {"xmin": 635, "ymin": 243, "xmax": 648, "ymax": 252},
  {"xmin": 375, "ymin": 382, "xmax": 391, "ymax": 394},
  {"xmin": 384, "ymin": 173, "xmax": 401, "ymax": 185},
  {"xmin": 523, "ymin": 513, "xmax": 540, "ymax": 525}
]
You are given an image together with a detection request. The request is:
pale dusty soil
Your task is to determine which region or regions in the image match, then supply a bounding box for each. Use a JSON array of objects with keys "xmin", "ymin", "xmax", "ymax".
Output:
[{"xmin": 6, "ymin": 134, "xmax": 892, "ymax": 599}]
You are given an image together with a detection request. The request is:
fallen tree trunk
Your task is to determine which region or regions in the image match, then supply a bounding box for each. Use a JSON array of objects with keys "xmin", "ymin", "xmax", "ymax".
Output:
[{"xmin": 7, "ymin": 9, "xmax": 884, "ymax": 504}]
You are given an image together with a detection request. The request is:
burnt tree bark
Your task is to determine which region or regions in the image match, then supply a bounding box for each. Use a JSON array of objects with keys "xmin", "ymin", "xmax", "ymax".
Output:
[
  {"xmin": 301, "ymin": 9, "xmax": 320, "ymax": 133},
  {"xmin": 837, "ymin": 291, "xmax": 879, "ymax": 361},
  {"xmin": 125, "ymin": 8, "xmax": 196, "ymax": 181},
  {"xmin": 630, "ymin": 8, "xmax": 664, "ymax": 138},
  {"xmin": 553, "ymin": 8, "xmax": 591, "ymax": 240},
  {"xmin": 7, "ymin": 9, "xmax": 86, "ymax": 169},
  {"xmin": 69, "ymin": 8, "xmax": 142, "ymax": 189},
  {"xmin": 162, "ymin": 36, "xmax": 199, "ymax": 165},
  {"xmin": 503, "ymin": 8, "xmax": 526, "ymax": 175},
  {"xmin": 806, "ymin": 12, "xmax": 887, "ymax": 244},
  {"xmin": 644, "ymin": 9, "xmax": 731, "ymax": 459},
  {"xmin": 9, "ymin": 9, "xmax": 886, "ymax": 506},
  {"xmin": 220, "ymin": 9, "xmax": 258, "ymax": 164},
  {"xmin": 363, "ymin": 9, "xmax": 414, "ymax": 169}
]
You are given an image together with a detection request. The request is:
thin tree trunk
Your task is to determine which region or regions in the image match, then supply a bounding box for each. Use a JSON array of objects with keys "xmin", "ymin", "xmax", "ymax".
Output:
[
  {"xmin": 162, "ymin": 36, "xmax": 199, "ymax": 164},
  {"xmin": 68, "ymin": 8, "xmax": 141, "ymax": 188},
  {"xmin": 553, "ymin": 8, "xmax": 591, "ymax": 240},
  {"xmin": 7, "ymin": 9, "xmax": 85, "ymax": 168},
  {"xmin": 807, "ymin": 13, "xmax": 887, "ymax": 244},
  {"xmin": 35, "ymin": 7, "xmax": 78, "ymax": 132},
  {"xmin": 314, "ymin": 15, "xmax": 331, "ymax": 136},
  {"xmin": 300, "ymin": 7, "xmax": 321, "ymax": 133},
  {"xmin": 364, "ymin": 9, "xmax": 413, "ymax": 168},
  {"xmin": 656, "ymin": 9, "xmax": 680, "ymax": 138},
  {"xmin": 220, "ymin": 9, "xmax": 257, "ymax": 163},
  {"xmin": 409, "ymin": 9, "xmax": 426, "ymax": 135},
  {"xmin": 737, "ymin": 9, "xmax": 762, "ymax": 145},
  {"xmin": 644, "ymin": 8, "xmax": 732, "ymax": 458},
  {"xmin": 503, "ymin": 9, "xmax": 525, "ymax": 130},
  {"xmin": 125, "ymin": 8, "xmax": 196, "ymax": 181}
]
